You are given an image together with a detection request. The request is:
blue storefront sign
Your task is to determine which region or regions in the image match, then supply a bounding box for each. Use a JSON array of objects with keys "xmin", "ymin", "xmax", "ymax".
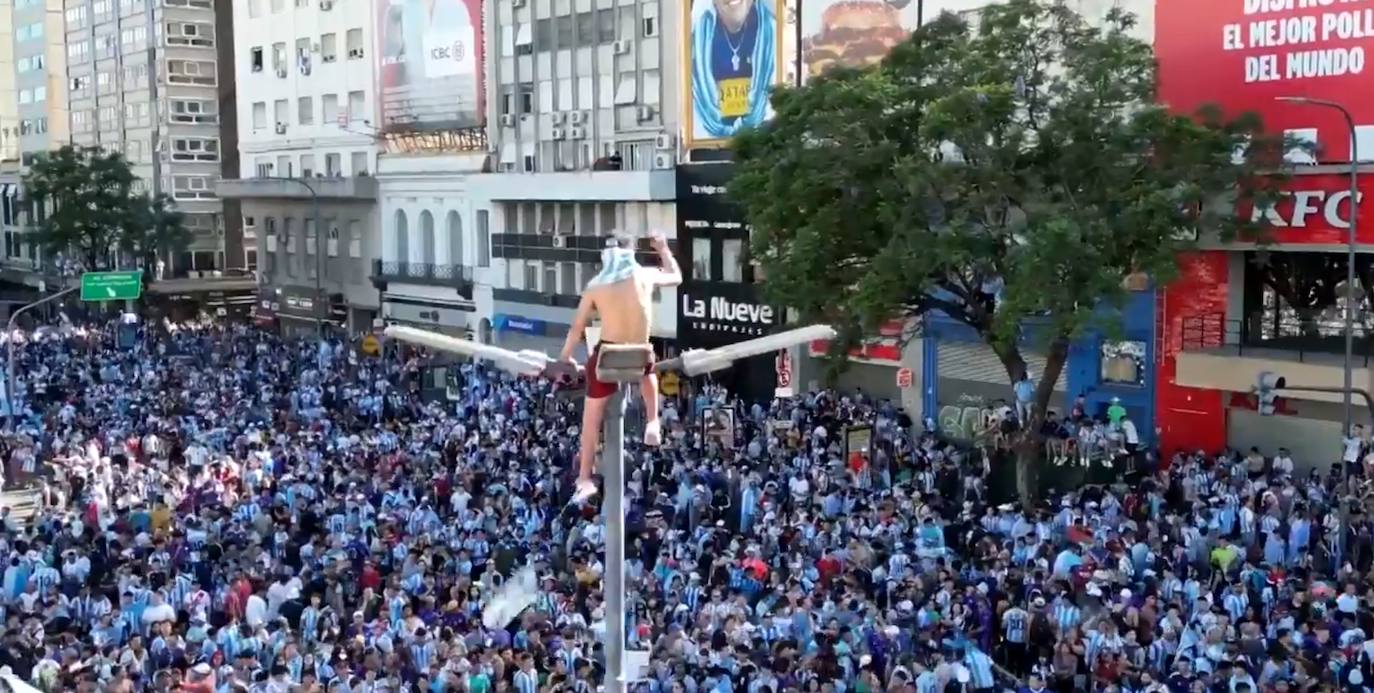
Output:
[{"xmin": 494, "ymin": 314, "xmax": 546, "ymax": 336}]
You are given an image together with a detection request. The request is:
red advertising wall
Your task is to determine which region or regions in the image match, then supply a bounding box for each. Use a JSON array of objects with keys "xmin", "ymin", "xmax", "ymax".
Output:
[
  {"xmin": 1155, "ymin": 252, "xmax": 1230, "ymax": 457},
  {"xmin": 1156, "ymin": 0, "xmax": 1374, "ymax": 161}
]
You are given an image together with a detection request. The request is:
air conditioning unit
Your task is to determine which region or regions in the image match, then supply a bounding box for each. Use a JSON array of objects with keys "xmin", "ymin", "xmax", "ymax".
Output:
[
  {"xmin": 654, "ymin": 133, "xmax": 674, "ymax": 150},
  {"xmin": 275, "ymin": 67, "xmax": 287, "ymax": 78},
  {"xmin": 569, "ymin": 110, "xmax": 586, "ymax": 125},
  {"xmin": 551, "ymin": 127, "xmax": 565, "ymax": 140},
  {"xmin": 551, "ymin": 235, "xmax": 565, "ymax": 248},
  {"xmin": 612, "ymin": 40, "xmax": 630, "ymax": 55},
  {"xmin": 348, "ymin": 48, "xmax": 364, "ymax": 58},
  {"xmin": 512, "ymin": 0, "xmax": 526, "ymax": 6},
  {"xmin": 636, "ymin": 105, "xmax": 655, "ymax": 122},
  {"xmin": 550, "ymin": 111, "xmax": 566, "ymax": 125},
  {"xmin": 568, "ymin": 126, "xmax": 585, "ymax": 139},
  {"xmin": 652, "ymin": 150, "xmax": 674, "ymax": 170},
  {"xmin": 275, "ymin": 122, "xmax": 287, "ymax": 134},
  {"xmin": 499, "ymin": 114, "xmax": 516, "ymax": 127},
  {"xmin": 319, "ymin": 0, "xmax": 333, "ymax": 9},
  {"xmin": 322, "ymin": 54, "xmax": 336, "ymax": 63},
  {"xmin": 311, "ymin": 43, "xmax": 320, "ymax": 53}
]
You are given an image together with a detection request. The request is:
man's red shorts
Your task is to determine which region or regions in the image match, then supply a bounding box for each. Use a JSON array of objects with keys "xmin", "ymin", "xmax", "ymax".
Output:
[{"xmin": 586, "ymin": 343, "xmax": 655, "ymax": 399}]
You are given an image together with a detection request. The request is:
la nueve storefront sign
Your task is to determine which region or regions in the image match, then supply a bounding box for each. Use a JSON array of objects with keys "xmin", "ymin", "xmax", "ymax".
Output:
[{"xmin": 679, "ymin": 289, "xmax": 777, "ymax": 338}]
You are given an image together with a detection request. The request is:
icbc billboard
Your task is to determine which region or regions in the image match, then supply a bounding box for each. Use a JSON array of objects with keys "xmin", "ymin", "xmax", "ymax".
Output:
[{"xmin": 1156, "ymin": 0, "xmax": 1374, "ymax": 161}]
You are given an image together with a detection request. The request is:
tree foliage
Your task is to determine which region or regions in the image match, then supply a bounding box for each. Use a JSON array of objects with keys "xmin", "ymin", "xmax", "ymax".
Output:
[
  {"xmin": 21, "ymin": 145, "xmax": 190, "ymax": 272},
  {"xmin": 730, "ymin": 0, "xmax": 1288, "ymax": 500}
]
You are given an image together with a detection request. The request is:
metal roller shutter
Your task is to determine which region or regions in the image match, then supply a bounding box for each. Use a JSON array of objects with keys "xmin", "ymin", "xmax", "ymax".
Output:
[{"xmin": 936, "ymin": 341, "xmax": 1067, "ymax": 392}]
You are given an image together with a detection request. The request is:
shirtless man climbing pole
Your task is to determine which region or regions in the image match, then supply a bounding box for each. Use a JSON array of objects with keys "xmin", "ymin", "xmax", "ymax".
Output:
[{"xmin": 558, "ymin": 232, "xmax": 682, "ymax": 502}]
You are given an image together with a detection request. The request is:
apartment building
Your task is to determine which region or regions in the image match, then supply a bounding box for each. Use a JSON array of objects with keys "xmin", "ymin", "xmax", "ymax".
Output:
[
  {"xmin": 62, "ymin": 0, "xmax": 242, "ymax": 275},
  {"xmin": 219, "ymin": 0, "xmax": 382, "ymax": 336},
  {"xmin": 461, "ymin": 0, "xmax": 681, "ymax": 353},
  {"xmin": 1, "ymin": 0, "xmax": 70, "ymax": 280}
]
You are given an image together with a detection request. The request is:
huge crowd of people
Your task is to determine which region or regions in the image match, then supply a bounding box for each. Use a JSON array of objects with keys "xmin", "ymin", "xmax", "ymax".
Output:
[{"xmin": 2, "ymin": 318, "xmax": 1374, "ymax": 693}]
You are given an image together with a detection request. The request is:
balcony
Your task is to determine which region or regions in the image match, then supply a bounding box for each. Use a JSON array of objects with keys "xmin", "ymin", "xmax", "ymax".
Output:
[
  {"xmin": 217, "ymin": 176, "xmax": 379, "ymax": 201},
  {"xmin": 372, "ymin": 259, "xmax": 473, "ymax": 294},
  {"xmin": 1175, "ymin": 312, "xmax": 1374, "ymax": 404}
]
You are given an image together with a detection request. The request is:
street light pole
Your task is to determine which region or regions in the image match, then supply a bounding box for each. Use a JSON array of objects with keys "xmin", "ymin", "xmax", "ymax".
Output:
[
  {"xmin": 1276, "ymin": 96, "xmax": 1360, "ymax": 435},
  {"xmin": 270, "ymin": 177, "xmax": 322, "ymax": 339},
  {"xmin": 5, "ymin": 285, "xmax": 79, "ymax": 430},
  {"xmin": 379, "ymin": 323, "xmax": 837, "ymax": 693}
]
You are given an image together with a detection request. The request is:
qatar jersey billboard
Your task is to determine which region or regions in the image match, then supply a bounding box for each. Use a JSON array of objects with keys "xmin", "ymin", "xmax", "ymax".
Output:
[
  {"xmin": 682, "ymin": 0, "xmax": 787, "ymax": 149},
  {"xmin": 1156, "ymin": 0, "xmax": 1374, "ymax": 162},
  {"xmin": 376, "ymin": 0, "xmax": 485, "ymax": 133}
]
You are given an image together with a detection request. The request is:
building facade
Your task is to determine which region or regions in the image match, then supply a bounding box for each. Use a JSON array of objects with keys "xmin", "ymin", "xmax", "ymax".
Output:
[
  {"xmin": 61, "ymin": 0, "xmax": 240, "ymax": 275},
  {"xmin": 2, "ymin": 0, "xmax": 70, "ymax": 283},
  {"xmin": 373, "ymin": 154, "xmax": 486, "ymax": 340},
  {"xmin": 462, "ymin": 0, "xmax": 681, "ymax": 355},
  {"xmin": 223, "ymin": 0, "xmax": 382, "ymax": 337}
]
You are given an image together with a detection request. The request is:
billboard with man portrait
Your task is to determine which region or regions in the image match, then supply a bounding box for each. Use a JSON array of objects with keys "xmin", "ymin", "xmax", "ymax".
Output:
[
  {"xmin": 683, "ymin": 0, "xmax": 787, "ymax": 149},
  {"xmin": 375, "ymin": 0, "xmax": 485, "ymax": 133}
]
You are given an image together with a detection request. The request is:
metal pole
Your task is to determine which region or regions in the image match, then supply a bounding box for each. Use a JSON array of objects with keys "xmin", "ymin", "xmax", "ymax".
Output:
[
  {"xmin": 6, "ymin": 285, "xmax": 79, "ymax": 430},
  {"xmin": 1343, "ymin": 106, "xmax": 1359, "ymax": 437},
  {"xmin": 602, "ymin": 386, "xmax": 627, "ymax": 693},
  {"xmin": 313, "ymin": 189, "xmax": 323, "ymax": 340},
  {"xmin": 1275, "ymin": 97, "xmax": 1360, "ymax": 434}
]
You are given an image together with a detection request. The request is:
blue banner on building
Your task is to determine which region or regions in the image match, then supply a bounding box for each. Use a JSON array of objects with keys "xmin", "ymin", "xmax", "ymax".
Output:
[{"xmin": 494, "ymin": 314, "xmax": 546, "ymax": 335}]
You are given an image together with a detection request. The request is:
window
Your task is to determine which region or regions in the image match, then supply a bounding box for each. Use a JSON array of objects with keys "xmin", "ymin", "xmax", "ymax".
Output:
[
  {"xmin": 524, "ymin": 262, "xmax": 539, "ymax": 291},
  {"xmin": 327, "ymin": 223, "xmax": 340, "ymax": 256},
  {"xmin": 276, "ymin": 155, "xmax": 292, "ymax": 177},
  {"xmin": 246, "ymin": 249, "xmax": 258, "ymax": 271},
  {"xmin": 70, "ymin": 77, "xmax": 90, "ymax": 100},
  {"xmin": 294, "ymin": 97, "xmax": 313, "ymax": 125},
  {"xmin": 167, "ymin": 60, "xmax": 216, "ymax": 86},
  {"xmin": 642, "ymin": 14, "xmax": 658, "ymax": 37},
  {"xmin": 321, "ymin": 33, "xmax": 337, "ymax": 62},
  {"xmin": 346, "ymin": 29, "xmax": 364, "ymax": 58},
  {"xmin": 250, "ymin": 47, "xmax": 263, "ymax": 72},
  {"xmin": 65, "ymin": 6, "xmax": 88, "ymax": 28},
  {"xmin": 170, "ymin": 99, "xmax": 216, "ymax": 124},
  {"xmin": 477, "ymin": 210, "xmax": 490, "ymax": 267},
  {"xmin": 350, "ymin": 151, "xmax": 368, "ymax": 175},
  {"xmin": 347, "ymin": 91, "xmax": 364, "ymax": 121},
  {"xmin": 122, "ymin": 103, "xmax": 149, "ymax": 127},
  {"xmin": 264, "ymin": 217, "xmax": 277, "ymax": 236},
  {"xmin": 597, "ymin": 9, "xmax": 615, "ymax": 43},
  {"xmin": 67, "ymin": 41, "xmax": 91, "ymax": 64},
  {"xmin": 325, "ymin": 153, "xmax": 341, "ymax": 176},
  {"xmin": 721, "ymin": 239, "xmax": 744, "ymax": 283},
  {"xmin": 272, "ymin": 43, "xmax": 287, "ymax": 72},
  {"xmin": 273, "ymin": 99, "xmax": 288, "ymax": 126},
  {"xmin": 560, "ymin": 262, "xmax": 576, "ymax": 294},
  {"xmin": 98, "ymin": 35, "xmax": 117, "ymax": 58},
  {"xmin": 322, "ymin": 94, "xmax": 339, "ymax": 124},
  {"xmin": 296, "ymin": 39, "xmax": 312, "ymax": 75},
  {"xmin": 300, "ymin": 154, "xmax": 316, "ymax": 177},
  {"xmin": 248, "ymin": 0, "xmax": 262, "ymax": 17},
  {"xmin": 71, "ymin": 111, "xmax": 91, "ymax": 134},
  {"xmin": 166, "ymin": 22, "xmax": 213, "ymax": 47},
  {"xmin": 172, "ymin": 175, "xmax": 215, "ymax": 200},
  {"xmin": 271, "ymin": 0, "xmax": 284, "ymax": 12},
  {"xmin": 120, "ymin": 26, "xmax": 147, "ymax": 51},
  {"xmin": 93, "ymin": 0, "xmax": 112, "ymax": 18},
  {"xmin": 171, "ymin": 138, "xmax": 218, "ymax": 162},
  {"xmin": 519, "ymin": 84, "xmax": 534, "ymax": 114},
  {"xmin": 691, "ymin": 238, "xmax": 711, "ymax": 280},
  {"xmin": 257, "ymin": 159, "xmax": 274, "ymax": 177},
  {"xmin": 1101, "ymin": 340, "xmax": 1147, "ymax": 387},
  {"xmin": 16, "ymin": 22, "xmax": 43, "ymax": 42},
  {"xmin": 122, "ymin": 64, "xmax": 148, "ymax": 89},
  {"xmin": 347, "ymin": 221, "xmax": 362, "ymax": 257},
  {"xmin": 252, "ymin": 102, "xmax": 267, "ymax": 129},
  {"xmin": 96, "ymin": 71, "xmax": 114, "ymax": 95}
]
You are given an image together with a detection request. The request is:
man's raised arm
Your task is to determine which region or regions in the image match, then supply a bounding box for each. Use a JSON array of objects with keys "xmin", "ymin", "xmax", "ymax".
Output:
[{"xmin": 649, "ymin": 232, "xmax": 682, "ymax": 287}]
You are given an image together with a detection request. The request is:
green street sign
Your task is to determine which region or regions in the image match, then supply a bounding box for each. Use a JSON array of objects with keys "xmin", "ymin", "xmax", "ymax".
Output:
[{"xmin": 80, "ymin": 271, "xmax": 143, "ymax": 301}]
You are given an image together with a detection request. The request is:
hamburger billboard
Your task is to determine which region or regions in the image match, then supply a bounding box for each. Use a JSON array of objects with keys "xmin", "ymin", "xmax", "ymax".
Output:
[
  {"xmin": 1156, "ymin": 0, "xmax": 1374, "ymax": 162},
  {"xmin": 801, "ymin": 0, "xmax": 916, "ymax": 82}
]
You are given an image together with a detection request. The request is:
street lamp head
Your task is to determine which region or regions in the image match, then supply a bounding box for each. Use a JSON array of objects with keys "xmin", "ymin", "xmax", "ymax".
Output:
[{"xmin": 1275, "ymin": 96, "xmax": 1311, "ymax": 104}]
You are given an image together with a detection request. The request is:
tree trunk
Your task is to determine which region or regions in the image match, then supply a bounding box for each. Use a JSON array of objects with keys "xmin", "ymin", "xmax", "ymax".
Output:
[{"xmin": 992, "ymin": 336, "xmax": 1070, "ymax": 508}]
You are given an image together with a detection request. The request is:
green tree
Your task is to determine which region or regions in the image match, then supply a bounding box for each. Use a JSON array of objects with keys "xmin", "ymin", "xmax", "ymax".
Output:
[
  {"xmin": 22, "ymin": 145, "xmax": 189, "ymax": 272},
  {"xmin": 120, "ymin": 192, "xmax": 191, "ymax": 274},
  {"xmin": 730, "ymin": 0, "xmax": 1286, "ymax": 503}
]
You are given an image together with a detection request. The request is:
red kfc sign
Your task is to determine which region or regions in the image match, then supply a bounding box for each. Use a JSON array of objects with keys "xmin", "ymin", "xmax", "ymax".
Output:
[
  {"xmin": 1233, "ymin": 171, "xmax": 1374, "ymax": 244},
  {"xmin": 1157, "ymin": 0, "xmax": 1374, "ymax": 161}
]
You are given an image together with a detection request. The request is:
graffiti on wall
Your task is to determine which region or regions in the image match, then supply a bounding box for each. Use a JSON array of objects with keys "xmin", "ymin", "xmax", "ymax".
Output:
[{"xmin": 937, "ymin": 393, "xmax": 997, "ymax": 441}]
